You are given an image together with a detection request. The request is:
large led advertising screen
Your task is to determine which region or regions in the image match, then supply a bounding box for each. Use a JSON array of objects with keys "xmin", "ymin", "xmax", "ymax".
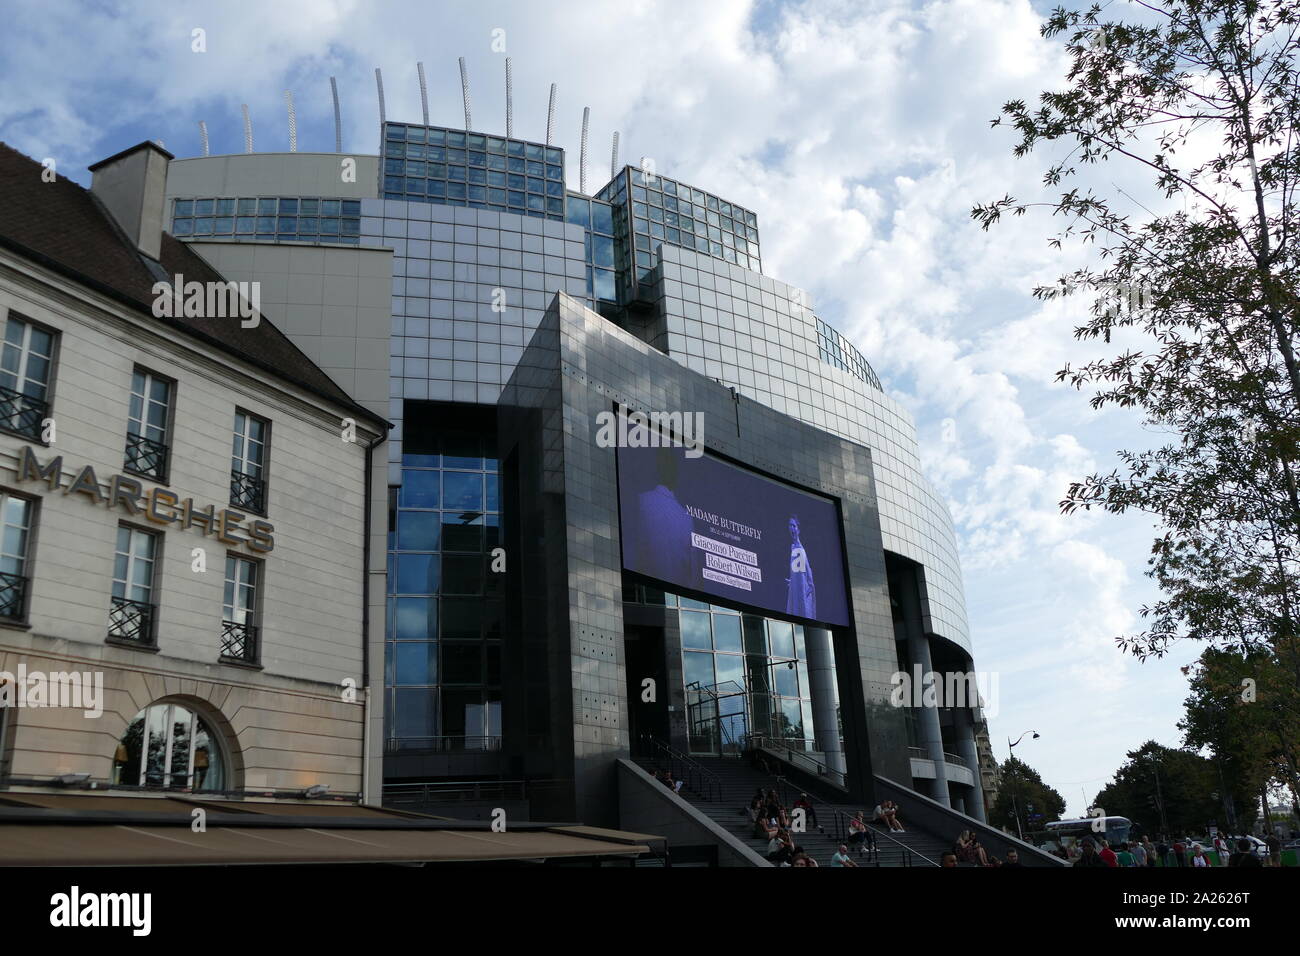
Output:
[{"xmin": 616, "ymin": 444, "xmax": 851, "ymax": 626}]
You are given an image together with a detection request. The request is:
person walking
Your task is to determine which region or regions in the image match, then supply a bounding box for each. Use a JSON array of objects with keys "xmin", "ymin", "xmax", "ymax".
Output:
[
  {"xmin": 1172, "ymin": 838, "xmax": 1187, "ymax": 867},
  {"xmin": 1230, "ymin": 838, "xmax": 1262, "ymax": 867},
  {"xmin": 1141, "ymin": 836, "xmax": 1157, "ymax": 867}
]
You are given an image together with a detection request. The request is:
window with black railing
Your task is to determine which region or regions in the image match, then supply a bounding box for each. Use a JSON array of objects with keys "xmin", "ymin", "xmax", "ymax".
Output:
[
  {"xmin": 0, "ymin": 570, "xmax": 27, "ymax": 619},
  {"xmin": 0, "ymin": 384, "xmax": 49, "ymax": 441},
  {"xmin": 0, "ymin": 315, "xmax": 56, "ymax": 441},
  {"xmin": 220, "ymin": 619, "xmax": 257, "ymax": 662},
  {"xmin": 109, "ymin": 525, "xmax": 158, "ymax": 646},
  {"xmin": 108, "ymin": 595, "xmax": 155, "ymax": 645},
  {"xmin": 124, "ymin": 369, "xmax": 171, "ymax": 481},
  {"xmin": 0, "ymin": 492, "xmax": 34, "ymax": 620},
  {"xmin": 221, "ymin": 555, "xmax": 259, "ymax": 664},
  {"xmin": 229, "ymin": 470, "xmax": 265, "ymax": 512},
  {"xmin": 230, "ymin": 411, "xmax": 268, "ymax": 512}
]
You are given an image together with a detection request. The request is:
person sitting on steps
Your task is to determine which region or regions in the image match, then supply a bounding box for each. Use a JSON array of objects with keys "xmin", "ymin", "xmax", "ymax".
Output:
[{"xmin": 874, "ymin": 800, "xmax": 905, "ymax": 832}]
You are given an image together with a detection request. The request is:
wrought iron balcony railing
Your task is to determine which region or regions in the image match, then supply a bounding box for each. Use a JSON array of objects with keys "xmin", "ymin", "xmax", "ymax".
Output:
[
  {"xmin": 220, "ymin": 619, "xmax": 258, "ymax": 664},
  {"xmin": 108, "ymin": 596, "xmax": 155, "ymax": 646},
  {"xmin": 0, "ymin": 384, "xmax": 48, "ymax": 441},
  {"xmin": 124, "ymin": 433, "xmax": 168, "ymax": 480},
  {"xmin": 0, "ymin": 570, "xmax": 29, "ymax": 619},
  {"xmin": 229, "ymin": 469, "xmax": 266, "ymax": 512}
]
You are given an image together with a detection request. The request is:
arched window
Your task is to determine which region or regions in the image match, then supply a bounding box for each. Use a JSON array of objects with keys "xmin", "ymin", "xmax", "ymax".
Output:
[{"xmin": 112, "ymin": 701, "xmax": 226, "ymax": 791}]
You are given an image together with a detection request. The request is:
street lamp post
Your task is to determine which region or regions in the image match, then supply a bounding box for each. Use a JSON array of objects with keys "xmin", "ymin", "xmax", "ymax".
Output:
[
  {"xmin": 1149, "ymin": 751, "xmax": 1169, "ymax": 835},
  {"xmin": 1007, "ymin": 730, "xmax": 1041, "ymax": 841}
]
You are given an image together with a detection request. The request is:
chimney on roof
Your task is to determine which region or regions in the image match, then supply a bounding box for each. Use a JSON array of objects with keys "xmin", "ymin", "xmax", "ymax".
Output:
[{"xmin": 88, "ymin": 141, "xmax": 174, "ymax": 261}]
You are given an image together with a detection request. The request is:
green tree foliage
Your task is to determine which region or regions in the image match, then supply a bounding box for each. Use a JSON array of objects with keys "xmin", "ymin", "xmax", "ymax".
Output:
[
  {"xmin": 1093, "ymin": 740, "xmax": 1254, "ymax": 835},
  {"xmin": 1180, "ymin": 641, "xmax": 1300, "ymax": 810},
  {"xmin": 973, "ymin": 1, "xmax": 1300, "ymax": 669},
  {"xmin": 991, "ymin": 756, "xmax": 1068, "ymax": 834}
]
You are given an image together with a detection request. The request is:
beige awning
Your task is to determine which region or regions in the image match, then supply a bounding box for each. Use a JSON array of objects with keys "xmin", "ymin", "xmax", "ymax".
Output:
[
  {"xmin": 0, "ymin": 792, "xmax": 656, "ymax": 865},
  {"xmin": 0, "ymin": 823, "xmax": 651, "ymax": 865}
]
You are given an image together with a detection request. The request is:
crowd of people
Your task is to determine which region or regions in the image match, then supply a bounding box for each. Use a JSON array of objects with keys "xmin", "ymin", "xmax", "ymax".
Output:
[
  {"xmin": 746, "ymin": 788, "xmax": 929, "ymax": 866},
  {"xmin": 1066, "ymin": 834, "xmax": 1276, "ymax": 867},
  {"xmin": 937, "ymin": 829, "xmax": 1027, "ymax": 867}
]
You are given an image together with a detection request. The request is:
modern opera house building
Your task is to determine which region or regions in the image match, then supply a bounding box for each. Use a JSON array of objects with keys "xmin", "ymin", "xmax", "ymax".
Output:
[{"xmin": 153, "ymin": 70, "xmax": 989, "ymax": 839}]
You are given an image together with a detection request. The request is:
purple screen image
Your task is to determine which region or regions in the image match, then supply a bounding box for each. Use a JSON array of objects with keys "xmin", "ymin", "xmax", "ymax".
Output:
[{"xmin": 616, "ymin": 444, "xmax": 850, "ymax": 627}]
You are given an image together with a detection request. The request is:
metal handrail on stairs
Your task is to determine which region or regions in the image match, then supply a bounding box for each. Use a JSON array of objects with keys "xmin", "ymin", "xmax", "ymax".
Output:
[
  {"xmin": 865, "ymin": 820, "xmax": 935, "ymax": 867},
  {"xmin": 767, "ymin": 776, "xmax": 886, "ymax": 866},
  {"xmin": 639, "ymin": 734, "xmax": 723, "ymax": 803},
  {"xmin": 748, "ymin": 735, "xmax": 848, "ymax": 789},
  {"xmin": 758, "ymin": 748, "xmax": 937, "ymax": 867}
]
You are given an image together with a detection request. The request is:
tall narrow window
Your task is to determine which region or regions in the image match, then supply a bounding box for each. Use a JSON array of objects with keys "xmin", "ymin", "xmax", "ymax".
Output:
[
  {"xmin": 230, "ymin": 411, "xmax": 268, "ymax": 512},
  {"xmin": 221, "ymin": 555, "xmax": 260, "ymax": 664},
  {"xmin": 0, "ymin": 314, "xmax": 56, "ymax": 441},
  {"xmin": 125, "ymin": 368, "xmax": 172, "ymax": 481},
  {"xmin": 0, "ymin": 492, "xmax": 34, "ymax": 620},
  {"xmin": 109, "ymin": 525, "xmax": 158, "ymax": 646}
]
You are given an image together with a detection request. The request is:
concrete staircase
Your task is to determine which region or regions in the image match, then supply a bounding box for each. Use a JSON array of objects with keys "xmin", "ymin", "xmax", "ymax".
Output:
[{"xmin": 639, "ymin": 753, "xmax": 949, "ymax": 867}]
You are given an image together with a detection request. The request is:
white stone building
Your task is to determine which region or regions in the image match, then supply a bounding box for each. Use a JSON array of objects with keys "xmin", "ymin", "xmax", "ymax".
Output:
[{"xmin": 0, "ymin": 141, "xmax": 387, "ymax": 801}]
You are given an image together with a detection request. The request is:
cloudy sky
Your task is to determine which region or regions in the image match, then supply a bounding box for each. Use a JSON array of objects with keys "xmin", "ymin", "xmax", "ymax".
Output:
[{"xmin": 0, "ymin": 0, "xmax": 1200, "ymax": 817}]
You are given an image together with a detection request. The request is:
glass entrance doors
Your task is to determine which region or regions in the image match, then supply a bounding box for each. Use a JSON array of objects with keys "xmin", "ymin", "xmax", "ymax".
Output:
[
  {"xmin": 677, "ymin": 598, "xmax": 828, "ymax": 757},
  {"xmin": 685, "ymin": 680, "xmax": 747, "ymax": 755}
]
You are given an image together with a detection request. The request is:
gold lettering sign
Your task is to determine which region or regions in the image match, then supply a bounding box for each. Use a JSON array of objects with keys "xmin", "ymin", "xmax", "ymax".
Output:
[{"xmin": 12, "ymin": 446, "xmax": 274, "ymax": 553}]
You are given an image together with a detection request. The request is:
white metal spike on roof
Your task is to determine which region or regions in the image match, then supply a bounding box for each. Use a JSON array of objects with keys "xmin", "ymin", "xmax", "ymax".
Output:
[
  {"xmin": 284, "ymin": 90, "xmax": 298, "ymax": 152},
  {"xmin": 546, "ymin": 83, "xmax": 557, "ymax": 145},
  {"xmin": 417, "ymin": 61, "xmax": 430, "ymax": 126},
  {"xmin": 330, "ymin": 76, "xmax": 342, "ymax": 152},
  {"xmin": 458, "ymin": 57, "xmax": 472, "ymax": 130},
  {"xmin": 579, "ymin": 106, "xmax": 590, "ymax": 193}
]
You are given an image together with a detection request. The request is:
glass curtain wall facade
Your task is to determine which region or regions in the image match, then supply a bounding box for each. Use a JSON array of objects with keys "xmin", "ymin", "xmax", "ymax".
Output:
[
  {"xmin": 563, "ymin": 194, "xmax": 617, "ymax": 303},
  {"xmin": 385, "ymin": 404, "xmax": 502, "ymax": 754},
  {"xmin": 626, "ymin": 584, "xmax": 833, "ymax": 758}
]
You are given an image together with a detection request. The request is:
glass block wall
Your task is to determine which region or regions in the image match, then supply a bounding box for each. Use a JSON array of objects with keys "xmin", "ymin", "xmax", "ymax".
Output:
[
  {"xmin": 170, "ymin": 197, "xmax": 362, "ymax": 243},
  {"xmin": 816, "ymin": 316, "xmax": 883, "ymax": 390},
  {"xmin": 380, "ymin": 122, "xmax": 566, "ymax": 221},
  {"xmin": 596, "ymin": 166, "xmax": 762, "ymax": 301}
]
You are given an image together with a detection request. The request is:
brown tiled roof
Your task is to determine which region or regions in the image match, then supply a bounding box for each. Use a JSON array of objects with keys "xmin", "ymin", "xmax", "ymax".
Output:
[{"xmin": 0, "ymin": 141, "xmax": 385, "ymax": 428}]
